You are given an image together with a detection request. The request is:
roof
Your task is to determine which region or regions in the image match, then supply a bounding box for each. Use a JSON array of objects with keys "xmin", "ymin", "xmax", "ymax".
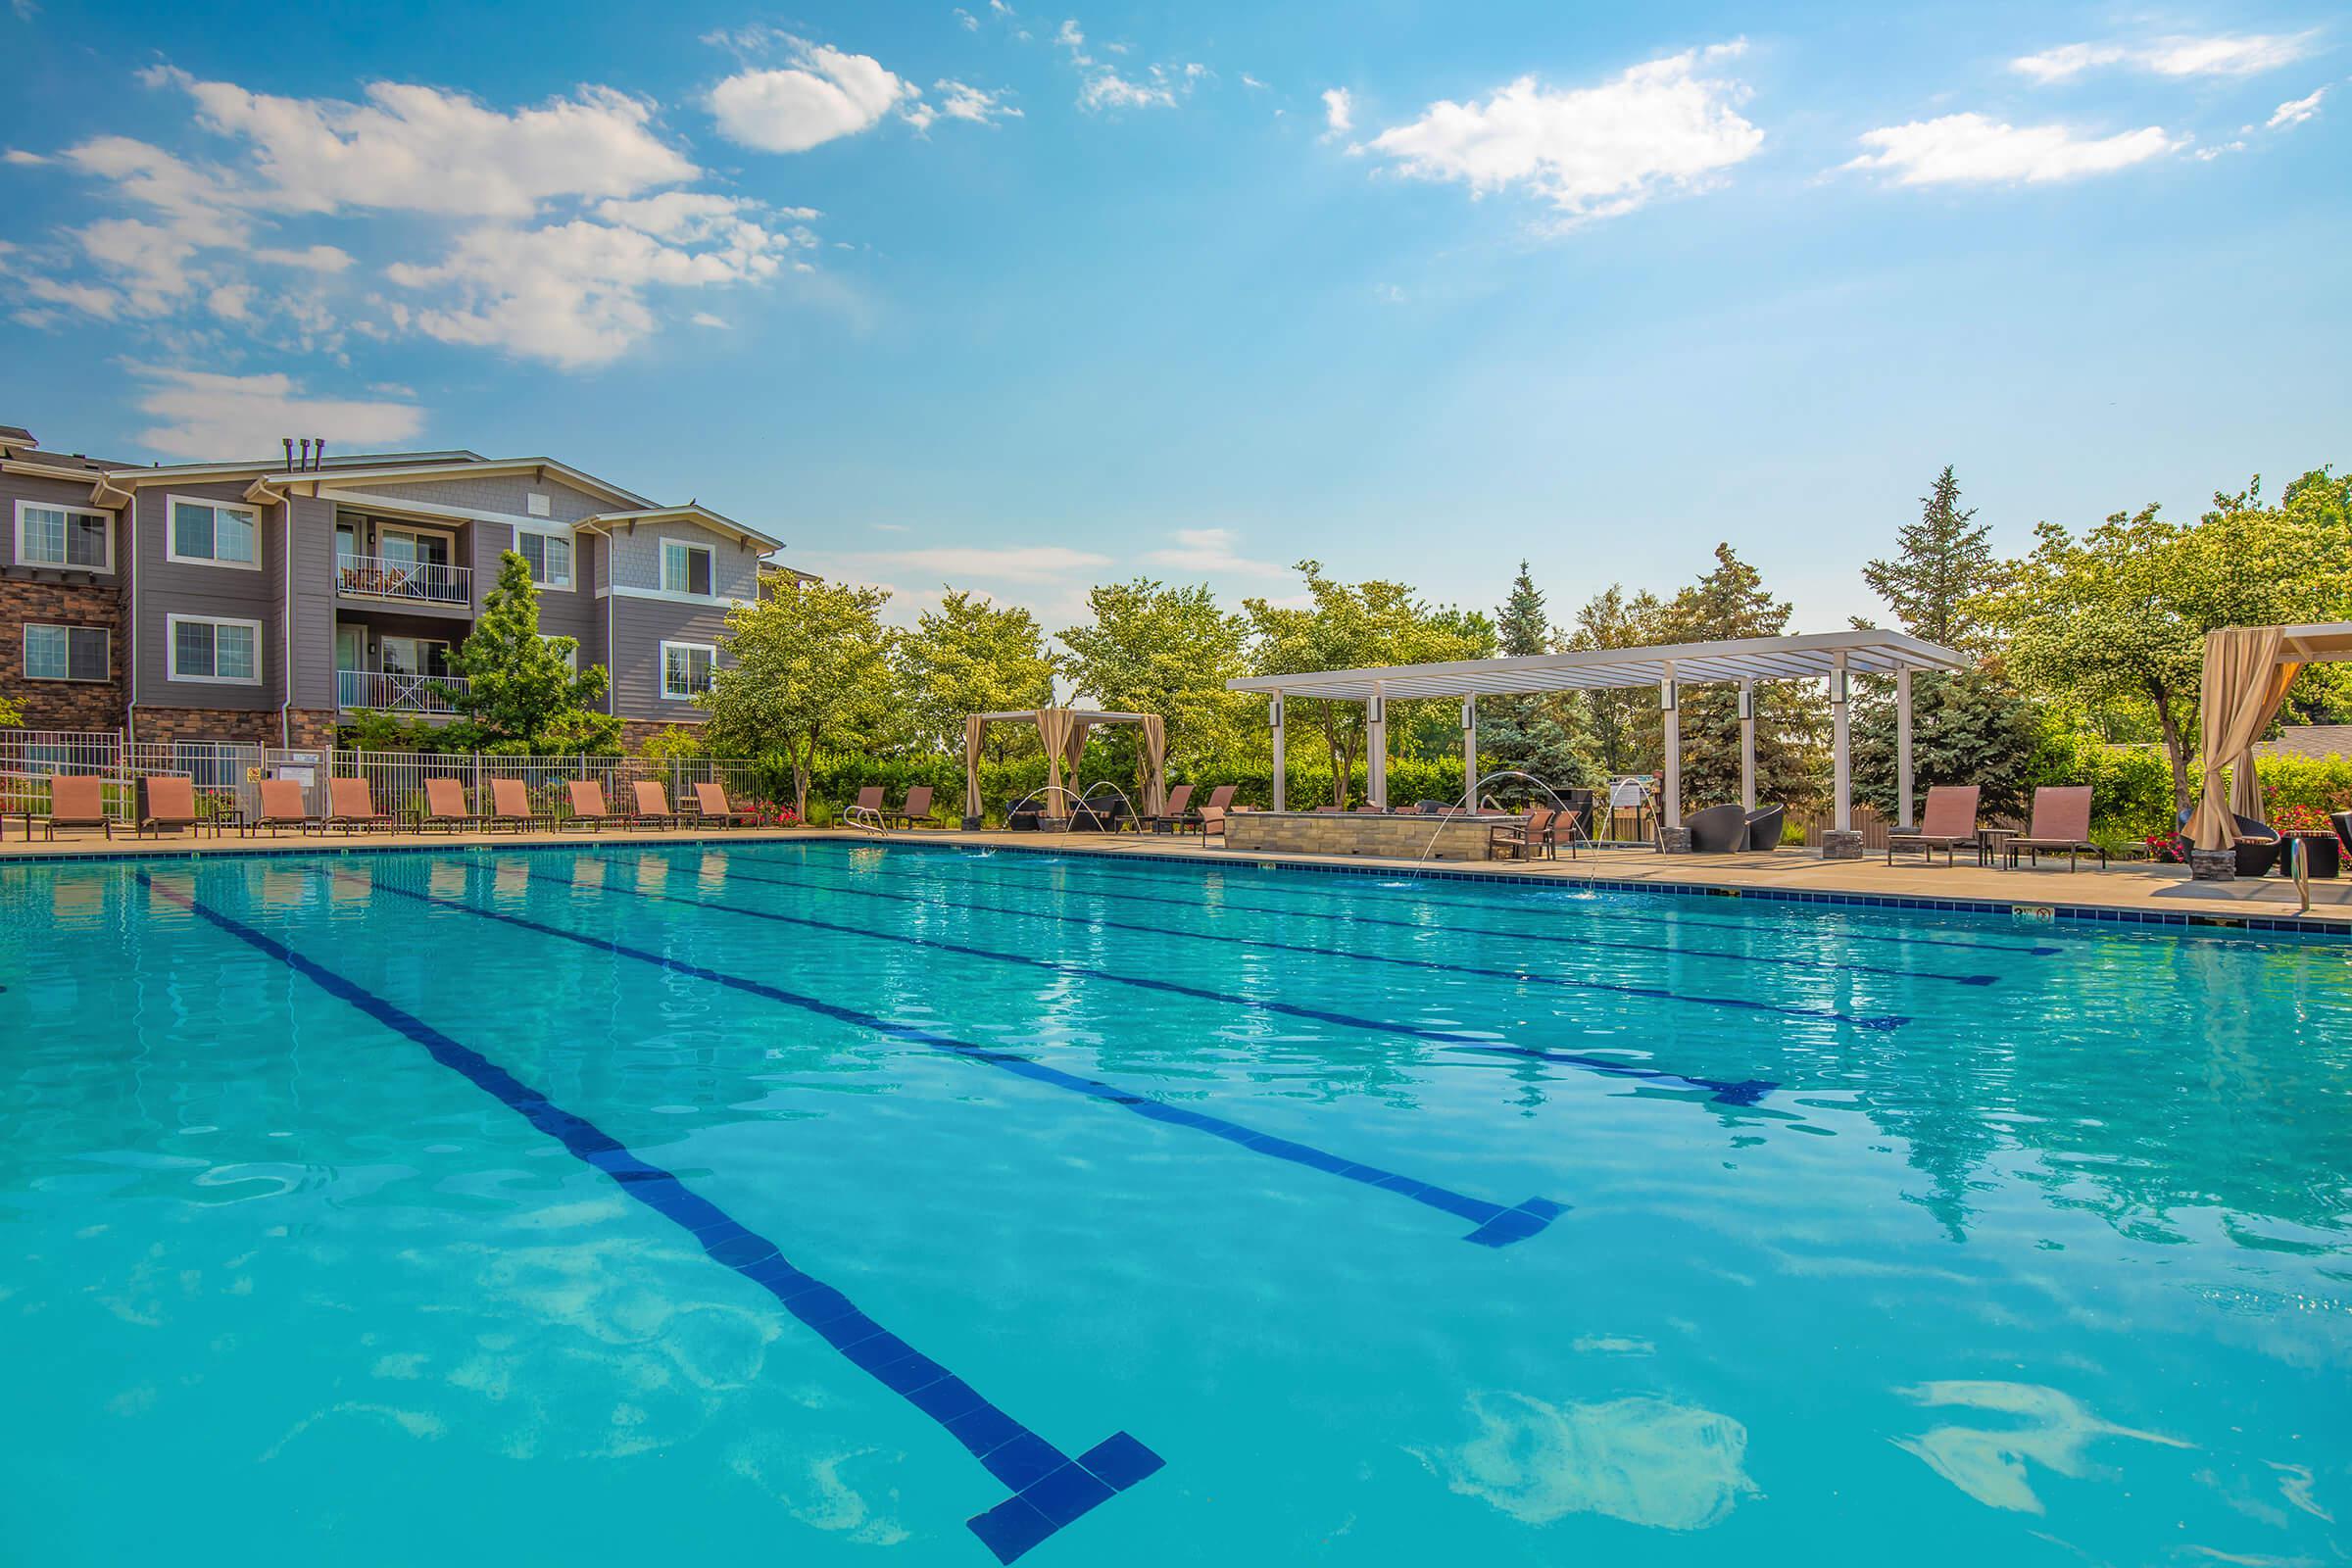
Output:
[
  {"xmin": 2278, "ymin": 622, "xmax": 2352, "ymax": 662},
  {"xmin": 2254, "ymin": 724, "xmax": 2352, "ymax": 760},
  {"xmin": 578, "ymin": 502, "xmax": 782, "ymax": 551},
  {"xmin": 1227, "ymin": 628, "xmax": 1969, "ymax": 701}
]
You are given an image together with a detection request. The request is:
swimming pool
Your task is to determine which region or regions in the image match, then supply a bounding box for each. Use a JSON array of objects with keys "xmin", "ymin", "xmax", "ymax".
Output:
[{"xmin": 4, "ymin": 839, "xmax": 2347, "ymax": 1564}]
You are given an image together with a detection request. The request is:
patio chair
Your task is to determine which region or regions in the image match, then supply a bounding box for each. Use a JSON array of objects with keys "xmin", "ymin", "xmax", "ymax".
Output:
[
  {"xmin": 488, "ymin": 777, "xmax": 547, "ymax": 833},
  {"xmin": 1197, "ymin": 801, "xmax": 1233, "ymax": 844},
  {"xmin": 326, "ymin": 777, "xmax": 394, "ymax": 833},
  {"xmin": 136, "ymin": 775, "xmax": 202, "ymax": 839},
  {"xmin": 628, "ymin": 780, "xmax": 681, "ymax": 829},
  {"xmin": 1145, "ymin": 783, "xmax": 1195, "ymax": 833},
  {"xmin": 26, "ymin": 774, "xmax": 112, "ymax": 841},
  {"xmin": 2010, "ymin": 786, "xmax": 2105, "ymax": 870},
  {"xmin": 1886, "ymin": 786, "xmax": 1978, "ymax": 866},
  {"xmin": 1070, "ymin": 788, "xmax": 1131, "ymax": 832},
  {"xmin": 2177, "ymin": 807, "xmax": 2283, "ymax": 877},
  {"xmin": 565, "ymin": 780, "xmax": 618, "ymax": 831},
  {"xmin": 1686, "ymin": 802, "xmax": 1750, "ymax": 853},
  {"xmin": 1743, "ymin": 804, "xmax": 1786, "ymax": 853},
  {"xmin": 1489, "ymin": 806, "xmax": 1554, "ymax": 861},
  {"xmin": 844, "ymin": 785, "xmax": 885, "ymax": 829},
  {"xmin": 2333, "ymin": 809, "xmax": 2352, "ymax": 856},
  {"xmin": 250, "ymin": 778, "xmax": 317, "ymax": 837},
  {"xmin": 691, "ymin": 781, "xmax": 757, "ymax": 827},
  {"xmin": 420, "ymin": 777, "xmax": 481, "ymax": 833},
  {"xmin": 887, "ymin": 784, "xmax": 936, "ymax": 830}
]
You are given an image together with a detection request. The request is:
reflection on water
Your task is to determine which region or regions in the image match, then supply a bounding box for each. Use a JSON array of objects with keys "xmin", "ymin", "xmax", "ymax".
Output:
[
  {"xmin": 1418, "ymin": 1391, "xmax": 1757, "ymax": 1530},
  {"xmin": 1893, "ymin": 1382, "xmax": 2192, "ymax": 1515}
]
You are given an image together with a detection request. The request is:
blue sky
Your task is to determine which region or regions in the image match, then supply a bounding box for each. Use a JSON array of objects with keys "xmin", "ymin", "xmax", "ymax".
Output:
[{"xmin": 2, "ymin": 2, "xmax": 2344, "ymax": 635}]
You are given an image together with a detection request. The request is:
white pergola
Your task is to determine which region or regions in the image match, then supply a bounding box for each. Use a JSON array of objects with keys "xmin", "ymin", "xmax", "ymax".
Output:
[{"xmin": 1227, "ymin": 629, "xmax": 1970, "ymax": 832}]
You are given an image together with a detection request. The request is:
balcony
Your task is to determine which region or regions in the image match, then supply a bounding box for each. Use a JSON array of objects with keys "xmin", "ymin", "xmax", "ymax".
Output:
[
  {"xmin": 337, "ymin": 669, "xmax": 470, "ymax": 714},
  {"xmin": 336, "ymin": 552, "xmax": 471, "ymax": 607}
]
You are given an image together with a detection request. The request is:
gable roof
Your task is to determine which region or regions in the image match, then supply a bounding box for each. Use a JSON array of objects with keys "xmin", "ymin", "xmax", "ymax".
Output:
[{"xmin": 577, "ymin": 503, "xmax": 782, "ymax": 552}]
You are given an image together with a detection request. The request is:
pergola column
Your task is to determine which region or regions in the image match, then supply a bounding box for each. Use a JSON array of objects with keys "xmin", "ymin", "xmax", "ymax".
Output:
[
  {"xmin": 1824, "ymin": 654, "xmax": 1862, "ymax": 858},
  {"xmin": 1461, "ymin": 695, "xmax": 1478, "ymax": 808},
  {"xmin": 1660, "ymin": 665, "xmax": 1681, "ymax": 830},
  {"xmin": 1366, "ymin": 681, "xmax": 1388, "ymax": 809},
  {"xmin": 1895, "ymin": 665, "xmax": 1915, "ymax": 830},
  {"xmin": 1269, "ymin": 692, "xmax": 1286, "ymax": 811},
  {"xmin": 1739, "ymin": 680, "xmax": 1756, "ymax": 811}
]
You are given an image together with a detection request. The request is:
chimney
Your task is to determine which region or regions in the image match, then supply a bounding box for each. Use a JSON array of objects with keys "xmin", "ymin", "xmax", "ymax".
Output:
[
  {"xmin": 282, "ymin": 437, "xmax": 295, "ymax": 470},
  {"xmin": 312, "ymin": 437, "xmax": 325, "ymax": 470},
  {"xmin": 298, "ymin": 438, "xmax": 312, "ymax": 469}
]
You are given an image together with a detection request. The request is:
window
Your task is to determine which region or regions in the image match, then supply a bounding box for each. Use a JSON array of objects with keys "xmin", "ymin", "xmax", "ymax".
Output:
[
  {"xmin": 24, "ymin": 624, "xmax": 109, "ymax": 681},
  {"xmin": 661, "ymin": 540, "xmax": 714, "ymax": 596},
  {"xmin": 15, "ymin": 502, "xmax": 113, "ymax": 571},
  {"xmin": 168, "ymin": 497, "xmax": 260, "ymax": 568},
  {"xmin": 661, "ymin": 641, "xmax": 715, "ymax": 699},
  {"xmin": 526, "ymin": 491, "xmax": 552, "ymax": 517},
  {"xmin": 516, "ymin": 527, "xmax": 573, "ymax": 589},
  {"xmin": 167, "ymin": 614, "xmax": 262, "ymax": 684}
]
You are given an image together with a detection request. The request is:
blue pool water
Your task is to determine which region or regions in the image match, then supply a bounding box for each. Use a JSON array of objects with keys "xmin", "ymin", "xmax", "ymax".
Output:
[{"xmin": 3, "ymin": 840, "xmax": 2348, "ymax": 1564}]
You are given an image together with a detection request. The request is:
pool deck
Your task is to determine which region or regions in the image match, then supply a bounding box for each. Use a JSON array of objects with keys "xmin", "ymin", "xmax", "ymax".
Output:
[{"xmin": 2, "ymin": 818, "xmax": 2346, "ymax": 931}]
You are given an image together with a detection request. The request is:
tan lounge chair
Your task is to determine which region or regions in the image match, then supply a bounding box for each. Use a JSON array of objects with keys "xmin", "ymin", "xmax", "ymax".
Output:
[
  {"xmin": 137, "ymin": 775, "xmax": 202, "ymax": 839},
  {"xmin": 1887, "ymin": 785, "xmax": 1981, "ymax": 866},
  {"xmin": 2009, "ymin": 785, "xmax": 2106, "ymax": 870},
  {"xmin": 886, "ymin": 784, "xmax": 935, "ymax": 830},
  {"xmin": 421, "ymin": 777, "xmax": 481, "ymax": 833},
  {"xmin": 844, "ymin": 785, "xmax": 885, "ymax": 828},
  {"xmin": 1144, "ymin": 782, "xmax": 1195, "ymax": 833},
  {"xmin": 566, "ymin": 780, "xmax": 617, "ymax": 831},
  {"xmin": 691, "ymin": 781, "xmax": 756, "ymax": 827},
  {"xmin": 628, "ymin": 780, "xmax": 681, "ymax": 829},
  {"xmin": 27, "ymin": 774, "xmax": 112, "ymax": 840},
  {"xmin": 327, "ymin": 776, "xmax": 394, "ymax": 833},
  {"xmin": 251, "ymin": 778, "xmax": 317, "ymax": 836},
  {"xmin": 489, "ymin": 777, "xmax": 546, "ymax": 833},
  {"xmin": 1168, "ymin": 784, "xmax": 1235, "ymax": 833}
]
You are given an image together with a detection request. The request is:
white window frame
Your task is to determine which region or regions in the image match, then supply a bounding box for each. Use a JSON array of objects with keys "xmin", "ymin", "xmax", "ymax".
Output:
[
  {"xmin": 164, "ymin": 494, "xmax": 263, "ymax": 571},
  {"xmin": 23, "ymin": 623, "xmax": 110, "ymax": 682},
  {"xmin": 660, "ymin": 640, "xmax": 716, "ymax": 701},
  {"xmin": 165, "ymin": 612, "xmax": 265, "ymax": 686},
  {"xmin": 661, "ymin": 539, "xmax": 715, "ymax": 597},
  {"xmin": 514, "ymin": 523, "xmax": 575, "ymax": 591},
  {"xmin": 540, "ymin": 632, "xmax": 577, "ymax": 673},
  {"xmin": 14, "ymin": 499, "xmax": 114, "ymax": 573}
]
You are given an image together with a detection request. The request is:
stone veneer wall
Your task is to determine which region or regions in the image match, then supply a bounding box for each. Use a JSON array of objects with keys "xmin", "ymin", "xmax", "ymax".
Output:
[
  {"xmin": 619, "ymin": 717, "xmax": 704, "ymax": 751},
  {"xmin": 0, "ymin": 577, "xmax": 124, "ymax": 729},
  {"xmin": 132, "ymin": 707, "xmax": 286, "ymax": 747},
  {"xmin": 1222, "ymin": 809, "xmax": 1506, "ymax": 861}
]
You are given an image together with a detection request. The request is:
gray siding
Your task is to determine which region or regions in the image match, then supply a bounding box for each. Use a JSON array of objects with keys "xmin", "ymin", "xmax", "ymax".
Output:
[
  {"xmin": 132, "ymin": 481, "xmax": 282, "ymax": 711},
  {"xmin": 3, "ymin": 469, "xmax": 126, "ymax": 576},
  {"xmin": 609, "ymin": 597, "xmax": 733, "ymax": 723},
  {"xmin": 287, "ymin": 494, "xmax": 337, "ymax": 710},
  {"xmin": 605, "ymin": 518, "xmax": 760, "ymax": 599},
  {"xmin": 349, "ymin": 472, "xmax": 613, "ymax": 524}
]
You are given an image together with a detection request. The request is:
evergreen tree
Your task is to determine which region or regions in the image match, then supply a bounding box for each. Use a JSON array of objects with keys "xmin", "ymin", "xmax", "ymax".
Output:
[
  {"xmin": 450, "ymin": 551, "xmax": 615, "ymax": 751},
  {"xmin": 1567, "ymin": 583, "xmax": 1665, "ymax": 777},
  {"xmin": 1863, "ymin": 465, "xmax": 1990, "ymax": 651},
  {"xmin": 1476, "ymin": 563, "xmax": 1601, "ymax": 798}
]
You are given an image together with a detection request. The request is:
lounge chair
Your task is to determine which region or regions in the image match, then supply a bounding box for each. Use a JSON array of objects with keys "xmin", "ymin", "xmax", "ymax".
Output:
[
  {"xmin": 327, "ymin": 777, "xmax": 395, "ymax": 833},
  {"xmin": 886, "ymin": 784, "xmax": 936, "ymax": 830},
  {"xmin": 844, "ymin": 785, "xmax": 885, "ymax": 829},
  {"xmin": 1145, "ymin": 783, "xmax": 1196, "ymax": 833},
  {"xmin": 628, "ymin": 780, "xmax": 681, "ymax": 829},
  {"xmin": 250, "ymin": 778, "xmax": 317, "ymax": 837},
  {"xmin": 1886, "ymin": 786, "xmax": 1978, "ymax": 866},
  {"xmin": 1743, "ymin": 804, "xmax": 1785, "ymax": 853},
  {"xmin": 488, "ymin": 777, "xmax": 547, "ymax": 833},
  {"xmin": 137, "ymin": 775, "xmax": 202, "ymax": 839},
  {"xmin": 565, "ymin": 780, "xmax": 618, "ymax": 831},
  {"xmin": 420, "ymin": 777, "xmax": 481, "ymax": 833},
  {"xmin": 1489, "ymin": 807, "xmax": 1554, "ymax": 861},
  {"xmin": 1687, "ymin": 802, "xmax": 1750, "ymax": 853},
  {"xmin": 691, "ymin": 781, "xmax": 757, "ymax": 827},
  {"xmin": 1174, "ymin": 784, "xmax": 1236, "ymax": 833},
  {"xmin": 2009, "ymin": 786, "xmax": 2105, "ymax": 870},
  {"xmin": 24, "ymin": 774, "xmax": 112, "ymax": 841}
]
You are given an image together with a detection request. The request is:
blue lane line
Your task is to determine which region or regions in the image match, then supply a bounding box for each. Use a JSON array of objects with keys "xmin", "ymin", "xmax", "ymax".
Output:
[
  {"xmin": 139, "ymin": 871, "xmax": 1158, "ymax": 1564},
  {"xmin": 538, "ymin": 858, "xmax": 1895, "ymax": 1037},
  {"xmin": 760, "ymin": 843, "xmax": 2065, "ymax": 958},
  {"xmin": 342, "ymin": 866, "xmax": 1572, "ymax": 1246}
]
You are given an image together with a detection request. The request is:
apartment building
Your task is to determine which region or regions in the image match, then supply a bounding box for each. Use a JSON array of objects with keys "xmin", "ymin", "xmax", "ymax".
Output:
[{"xmin": 0, "ymin": 423, "xmax": 796, "ymax": 747}]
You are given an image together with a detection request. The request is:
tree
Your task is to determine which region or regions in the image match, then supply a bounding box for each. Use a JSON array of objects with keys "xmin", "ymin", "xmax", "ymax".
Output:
[
  {"xmin": 1863, "ymin": 466, "xmax": 1992, "ymax": 652},
  {"xmin": 700, "ymin": 579, "xmax": 895, "ymax": 818},
  {"xmin": 1058, "ymin": 579, "xmax": 1254, "ymax": 775},
  {"xmin": 1244, "ymin": 562, "xmax": 1494, "ymax": 806},
  {"xmin": 1654, "ymin": 544, "xmax": 1822, "ymax": 810},
  {"xmin": 1567, "ymin": 584, "xmax": 1666, "ymax": 777},
  {"xmin": 450, "ymin": 551, "xmax": 617, "ymax": 751},
  {"xmin": 1478, "ymin": 563, "xmax": 1602, "ymax": 796},
  {"xmin": 895, "ymin": 590, "xmax": 1058, "ymax": 760}
]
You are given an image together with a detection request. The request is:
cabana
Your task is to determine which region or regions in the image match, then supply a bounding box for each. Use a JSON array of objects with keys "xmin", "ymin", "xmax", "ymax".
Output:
[
  {"xmin": 961, "ymin": 707, "xmax": 1167, "ymax": 829},
  {"xmin": 2186, "ymin": 622, "xmax": 2352, "ymax": 859},
  {"xmin": 1227, "ymin": 629, "xmax": 1967, "ymax": 855}
]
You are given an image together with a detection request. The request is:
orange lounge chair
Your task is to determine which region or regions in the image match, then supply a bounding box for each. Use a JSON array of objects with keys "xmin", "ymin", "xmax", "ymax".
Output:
[
  {"xmin": 691, "ymin": 781, "xmax": 755, "ymax": 827},
  {"xmin": 1145, "ymin": 782, "xmax": 1195, "ymax": 833},
  {"xmin": 1887, "ymin": 785, "xmax": 1981, "ymax": 866},
  {"xmin": 566, "ymin": 780, "xmax": 617, "ymax": 831},
  {"xmin": 628, "ymin": 780, "xmax": 681, "ymax": 829},
  {"xmin": 137, "ymin": 775, "xmax": 202, "ymax": 839},
  {"xmin": 27, "ymin": 774, "xmax": 113, "ymax": 840},
  {"xmin": 421, "ymin": 777, "xmax": 481, "ymax": 833},
  {"xmin": 489, "ymin": 777, "xmax": 546, "ymax": 833},
  {"xmin": 2009, "ymin": 786, "xmax": 2106, "ymax": 870},
  {"xmin": 327, "ymin": 776, "xmax": 394, "ymax": 833},
  {"xmin": 251, "ymin": 778, "xmax": 317, "ymax": 837}
]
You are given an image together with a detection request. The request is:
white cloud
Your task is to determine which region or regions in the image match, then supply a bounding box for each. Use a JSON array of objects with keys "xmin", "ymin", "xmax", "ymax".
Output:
[
  {"xmin": 206, "ymin": 283, "xmax": 253, "ymax": 320},
  {"xmin": 1141, "ymin": 527, "xmax": 1287, "ymax": 577},
  {"xmin": 1321, "ymin": 87, "xmax": 1353, "ymax": 137},
  {"xmin": 1054, "ymin": 16, "xmax": 1197, "ymax": 112},
  {"xmin": 690, "ymin": 311, "xmax": 728, "ymax": 328},
  {"xmin": 1845, "ymin": 113, "xmax": 2180, "ymax": 185},
  {"xmin": 1365, "ymin": 44, "xmax": 1762, "ymax": 224},
  {"xmin": 3, "ymin": 148, "xmax": 47, "ymax": 165},
  {"xmin": 955, "ymin": 8, "xmax": 978, "ymax": 30},
  {"xmin": 1241, "ymin": 74, "xmax": 1267, "ymax": 90},
  {"xmin": 708, "ymin": 39, "xmax": 915, "ymax": 153},
  {"xmin": 936, "ymin": 80, "xmax": 1022, "ymax": 123},
  {"xmin": 79, "ymin": 217, "xmax": 200, "ymax": 314},
  {"xmin": 253, "ymin": 243, "xmax": 353, "ymax": 272},
  {"xmin": 130, "ymin": 368, "xmax": 424, "ymax": 459},
  {"xmin": 20, "ymin": 275, "xmax": 120, "ymax": 319},
  {"xmin": 2011, "ymin": 32, "xmax": 2314, "ymax": 83},
  {"xmin": 2268, "ymin": 87, "xmax": 2327, "ymax": 128}
]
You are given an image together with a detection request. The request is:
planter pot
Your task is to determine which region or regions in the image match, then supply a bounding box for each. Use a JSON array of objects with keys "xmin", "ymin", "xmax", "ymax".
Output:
[{"xmin": 2284, "ymin": 833, "xmax": 2340, "ymax": 879}]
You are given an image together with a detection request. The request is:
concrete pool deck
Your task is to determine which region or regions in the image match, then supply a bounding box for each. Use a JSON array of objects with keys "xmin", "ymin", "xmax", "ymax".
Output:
[{"xmin": 3, "ymin": 819, "xmax": 2346, "ymax": 931}]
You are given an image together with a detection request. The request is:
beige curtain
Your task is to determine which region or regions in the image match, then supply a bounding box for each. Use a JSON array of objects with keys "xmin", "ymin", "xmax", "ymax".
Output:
[
  {"xmin": 1033, "ymin": 708, "xmax": 1073, "ymax": 817},
  {"xmin": 2187, "ymin": 626, "xmax": 2294, "ymax": 849},
  {"xmin": 1061, "ymin": 718, "xmax": 1093, "ymax": 775},
  {"xmin": 1140, "ymin": 713, "xmax": 1166, "ymax": 817},
  {"xmin": 962, "ymin": 714, "xmax": 987, "ymax": 824}
]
